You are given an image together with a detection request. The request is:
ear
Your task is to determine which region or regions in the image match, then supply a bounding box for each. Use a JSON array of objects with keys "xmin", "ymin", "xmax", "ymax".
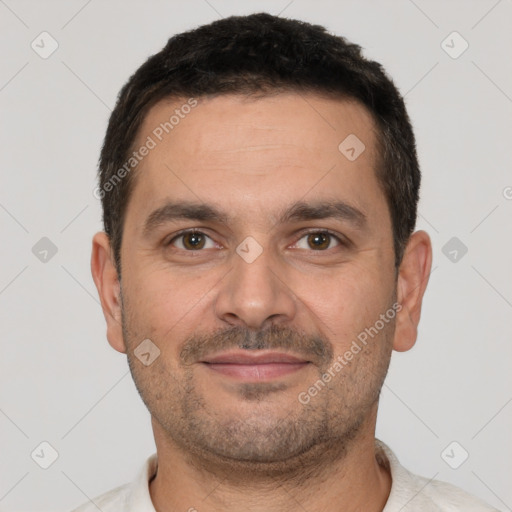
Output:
[
  {"xmin": 91, "ymin": 232, "xmax": 127, "ymax": 353},
  {"xmin": 393, "ymin": 230, "xmax": 432, "ymax": 352}
]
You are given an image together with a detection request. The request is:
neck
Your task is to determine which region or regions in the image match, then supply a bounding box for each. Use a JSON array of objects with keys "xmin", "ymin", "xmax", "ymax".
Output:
[{"xmin": 149, "ymin": 406, "xmax": 391, "ymax": 512}]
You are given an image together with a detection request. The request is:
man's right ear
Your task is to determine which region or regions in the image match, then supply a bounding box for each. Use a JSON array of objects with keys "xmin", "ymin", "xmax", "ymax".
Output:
[{"xmin": 90, "ymin": 232, "xmax": 127, "ymax": 353}]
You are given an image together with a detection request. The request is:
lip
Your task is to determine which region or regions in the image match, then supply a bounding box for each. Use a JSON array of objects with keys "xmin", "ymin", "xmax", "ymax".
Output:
[
  {"xmin": 202, "ymin": 351, "xmax": 309, "ymax": 365},
  {"xmin": 201, "ymin": 351, "xmax": 310, "ymax": 381}
]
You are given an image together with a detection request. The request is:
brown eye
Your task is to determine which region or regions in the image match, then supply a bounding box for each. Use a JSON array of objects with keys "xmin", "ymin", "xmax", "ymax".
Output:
[
  {"xmin": 307, "ymin": 232, "xmax": 331, "ymax": 250},
  {"xmin": 170, "ymin": 231, "xmax": 214, "ymax": 250},
  {"xmin": 182, "ymin": 232, "xmax": 205, "ymax": 250},
  {"xmin": 293, "ymin": 231, "xmax": 341, "ymax": 251}
]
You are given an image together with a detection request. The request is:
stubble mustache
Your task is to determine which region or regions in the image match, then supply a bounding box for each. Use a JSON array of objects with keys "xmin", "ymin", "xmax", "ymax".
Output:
[{"xmin": 179, "ymin": 324, "xmax": 334, "ymax": 370}]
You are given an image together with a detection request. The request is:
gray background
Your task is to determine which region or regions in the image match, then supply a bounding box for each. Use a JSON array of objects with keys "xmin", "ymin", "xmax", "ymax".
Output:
[{"xmin": 0, "ymin": 0, "xmax": 511, "ymax": 510}]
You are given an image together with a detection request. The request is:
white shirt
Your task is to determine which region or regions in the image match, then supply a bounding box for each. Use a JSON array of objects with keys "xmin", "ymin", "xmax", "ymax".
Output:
[{"xmin": 71, "ymin": 440, "xmax": 499, "ymax": 511}]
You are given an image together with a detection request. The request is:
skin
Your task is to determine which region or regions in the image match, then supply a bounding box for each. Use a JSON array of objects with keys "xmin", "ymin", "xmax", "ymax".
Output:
[{"xmin": 91, "ymin": 92, "xmax": 432, "ymax": 512}]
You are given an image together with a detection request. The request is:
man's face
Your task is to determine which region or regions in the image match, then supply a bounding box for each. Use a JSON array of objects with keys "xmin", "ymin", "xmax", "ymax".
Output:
[{"xmin": 117, "ymin": 93, "xmax": 398, "ymax": 470}]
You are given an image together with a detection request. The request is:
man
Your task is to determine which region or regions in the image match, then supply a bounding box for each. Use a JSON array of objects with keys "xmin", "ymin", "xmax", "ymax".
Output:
[{"xmin": 77, "ymin": 12, "xmax": 498, "ymax": 512}]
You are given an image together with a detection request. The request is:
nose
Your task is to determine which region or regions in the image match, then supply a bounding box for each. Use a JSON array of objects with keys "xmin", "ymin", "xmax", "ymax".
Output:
[{"xmin": 214, "ymin": 244, "xmax": 297, "ymax": 330}]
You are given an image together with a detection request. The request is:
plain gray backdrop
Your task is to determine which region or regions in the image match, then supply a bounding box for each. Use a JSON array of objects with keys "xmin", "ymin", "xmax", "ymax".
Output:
[{"xmin": 0, "ymin": 1, "xmax": 511, "ymax": 511}]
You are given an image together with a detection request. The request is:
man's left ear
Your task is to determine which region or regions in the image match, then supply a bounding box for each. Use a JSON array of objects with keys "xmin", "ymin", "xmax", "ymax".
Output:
[{"xmin": 393, "ymin": 230, "xmax": 433, "ymax": 352}]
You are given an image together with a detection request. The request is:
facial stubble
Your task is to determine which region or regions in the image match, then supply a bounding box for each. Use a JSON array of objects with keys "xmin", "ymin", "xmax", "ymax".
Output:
[{"xmin": 121, "ymin": 293, "xmax": 395, "ymax": 481}]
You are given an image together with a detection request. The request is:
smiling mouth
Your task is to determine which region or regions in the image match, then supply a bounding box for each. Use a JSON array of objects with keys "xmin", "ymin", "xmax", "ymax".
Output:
[{"xmin": 201, "ymin": 351, "xmax": 310, "ymax": 381}]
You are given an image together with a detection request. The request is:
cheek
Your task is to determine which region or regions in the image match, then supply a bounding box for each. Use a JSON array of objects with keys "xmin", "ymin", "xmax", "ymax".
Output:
[
  {"xmin": 123, "ymin": 267, "xmax": 219, "ymax": 348},
  {"xmin": 295, "ymin": 262, "xmax": 394, "ymax": 346}
]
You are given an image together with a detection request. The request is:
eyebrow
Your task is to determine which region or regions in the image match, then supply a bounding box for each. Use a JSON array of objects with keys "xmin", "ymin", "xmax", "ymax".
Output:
[
  {"xmin": 142, "ymin": 199, "xmax": 367, "ymax": 237},
  {"xmin": 143, "ymin": 202, "xmax": 229, "ymax": 237},
  {"xmin": 278, "ymin": 200, "xmax": 367, "ymax": 229}
]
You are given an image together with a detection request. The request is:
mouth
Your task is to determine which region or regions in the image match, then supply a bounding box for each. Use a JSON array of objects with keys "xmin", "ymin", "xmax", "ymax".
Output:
[{"xmin": 201, "ymin": 351, "xmax": 311, "ymax": 381}]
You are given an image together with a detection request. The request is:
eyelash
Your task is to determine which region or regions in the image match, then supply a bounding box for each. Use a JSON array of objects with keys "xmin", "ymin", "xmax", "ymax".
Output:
[{"xmin": 166, "ymin": 229, "xmax": 348, "ymax": 251}]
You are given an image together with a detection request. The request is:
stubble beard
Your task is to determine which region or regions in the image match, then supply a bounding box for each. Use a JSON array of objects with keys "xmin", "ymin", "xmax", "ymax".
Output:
[{"xmin": 122, "ymin": 300, "xmax": 394, "ymax": 482}]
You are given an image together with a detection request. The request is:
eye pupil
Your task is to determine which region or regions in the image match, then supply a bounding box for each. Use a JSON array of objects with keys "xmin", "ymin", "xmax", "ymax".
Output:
[
  {"xmin": 183, "ymin": 232, "xmax": 205, "ymax": 250},
  {"xmin": 307, "ymin": 233, "xmax": 330, "ymax": 250}
]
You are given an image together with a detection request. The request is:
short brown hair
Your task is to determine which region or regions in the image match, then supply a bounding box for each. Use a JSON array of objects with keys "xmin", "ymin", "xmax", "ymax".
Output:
[{"xmin": 98, "ymin": 12, "xmax": 420, "ymax": 273}]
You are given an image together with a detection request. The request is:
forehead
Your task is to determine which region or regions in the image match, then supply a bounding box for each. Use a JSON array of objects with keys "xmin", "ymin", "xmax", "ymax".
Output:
[
  {"xmin": 136, "ymin": 92, "xmax": 377, "ymax": 161},
  {"xmin": 126, "ymin": 92, "xmax": 385, "ymax": 230}
]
